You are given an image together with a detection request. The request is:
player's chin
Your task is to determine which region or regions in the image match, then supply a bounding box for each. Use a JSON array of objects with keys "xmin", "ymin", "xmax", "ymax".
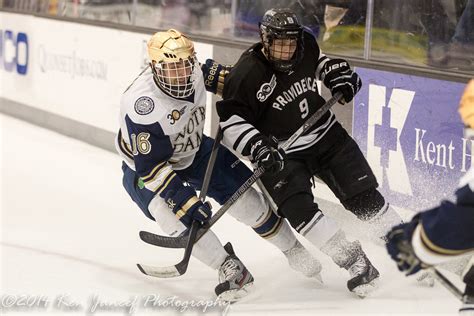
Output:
[{"xmin": 274, "ymin": 55, "xmax": 292, "ymax": 61}]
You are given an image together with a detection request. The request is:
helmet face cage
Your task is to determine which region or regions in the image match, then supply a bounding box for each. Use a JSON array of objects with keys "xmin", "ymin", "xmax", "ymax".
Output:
[
  {"xmin": 152, "ymin": 55, "xmax": 198, "ymax": 98},
  {"xmin": 260, "ymin": 9, "xmax": 304, "ymax": 72},
  {"xmin": 147, "ymin": 29, "xmax": 198, "ymax": 98}
]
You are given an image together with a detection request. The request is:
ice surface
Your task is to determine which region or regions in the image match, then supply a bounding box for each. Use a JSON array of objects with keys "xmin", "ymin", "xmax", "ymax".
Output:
[{"xmin": 0, "ymin": 114, "xmax": 462, "ymax": 315}]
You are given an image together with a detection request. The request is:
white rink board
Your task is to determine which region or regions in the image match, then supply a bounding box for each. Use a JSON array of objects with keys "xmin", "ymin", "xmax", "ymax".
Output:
[{"xmin": 0, "ymin": 12, "xmax": 214, "ymax": 134}]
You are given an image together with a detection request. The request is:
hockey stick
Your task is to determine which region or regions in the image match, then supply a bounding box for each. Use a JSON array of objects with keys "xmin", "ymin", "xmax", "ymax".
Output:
[
  {"xmin": 137, "ymin": 129, "xmax": 223, "ymax": 278},
  {"xmin": 256, "ymin": 178, "xmax": 278, "ymax": 212},
  {"xmin": 430, "ymin": 267, "xmax": 464, "ymax": 300},
  {"xmin": 140, "ymin": 91, "xmax": 343, "ymax": 249}
]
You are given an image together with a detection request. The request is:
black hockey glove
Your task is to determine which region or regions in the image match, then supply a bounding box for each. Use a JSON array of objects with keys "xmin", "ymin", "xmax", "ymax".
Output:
[
  {"xmin": 201, "ymin": 59, "xmax": 232, "ymax": 96},
  {"xmin": 385, "ymin": 217, "xmax": 430, "ymax": 276},
  {"xmin": 164, "ymin": 186, "xmax": 212, "ymax": 226},
  {"xmin": 322, "ymin": 58, "xmax": 362, "ymax": 104},
  {"xmin": 249, "ymin": 135, "xmax": 286, "ymax": 175}
]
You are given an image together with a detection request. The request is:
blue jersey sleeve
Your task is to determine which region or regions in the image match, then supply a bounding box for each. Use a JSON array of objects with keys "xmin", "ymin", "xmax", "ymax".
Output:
[
  {"xmin": 417, "ymin": 183, "xmax": 474, "ymax": 256},
  {"xmin": 455, "ymin": 182, "xmax": 474, "ymax": 206},
  {"xmin": 124, "ymin": 115, "xmax": 192, "ymax": 201}
]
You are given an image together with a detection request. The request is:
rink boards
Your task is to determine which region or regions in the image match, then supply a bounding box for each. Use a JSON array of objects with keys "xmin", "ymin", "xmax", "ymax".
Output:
[{"xmin": 0, "ymin": 11, "xmax": 468, "ymax": 214}]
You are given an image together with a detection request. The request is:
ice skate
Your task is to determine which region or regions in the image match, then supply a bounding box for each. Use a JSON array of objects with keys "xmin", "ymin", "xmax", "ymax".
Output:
[
  {"xmin": 320, "ymin": 232, "xmax": 380, "ymax": 298},
  {"xmin": 345, "ymin": 243, "xmax": 380, "ymax": 298},
  {"xmin": 215, "ymin": 243, "xmax": 254, "ymax": 302},
  {"xmin": 283, "ymin": 240, "xmax": 323, "ymax": 284},
  {"xmin": 460, "ymin": 294, "xmax": 474, "ymax": 315}
]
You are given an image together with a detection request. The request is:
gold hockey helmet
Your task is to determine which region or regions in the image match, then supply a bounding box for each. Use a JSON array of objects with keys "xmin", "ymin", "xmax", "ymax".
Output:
[{"xmin": 147, "ymin": 29, "xmax": 198, "ymax": 98}]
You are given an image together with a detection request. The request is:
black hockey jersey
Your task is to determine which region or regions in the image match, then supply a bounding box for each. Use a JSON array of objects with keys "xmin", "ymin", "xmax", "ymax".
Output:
[{"xmin": 218, "ymin": 30, "xmax": 336, "ymax": 156}]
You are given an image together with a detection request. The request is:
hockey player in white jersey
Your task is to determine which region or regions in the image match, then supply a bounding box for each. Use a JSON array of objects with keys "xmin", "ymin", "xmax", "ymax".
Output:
[{"xmin": 115, "ymin": 29, "xmax": 322, "ymax": 301}]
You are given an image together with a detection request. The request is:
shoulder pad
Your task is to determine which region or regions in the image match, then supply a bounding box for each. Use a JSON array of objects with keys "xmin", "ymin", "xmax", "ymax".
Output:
[{"xmin": 121, "ymin": 93, "xmax": 166, "ymax": 126}]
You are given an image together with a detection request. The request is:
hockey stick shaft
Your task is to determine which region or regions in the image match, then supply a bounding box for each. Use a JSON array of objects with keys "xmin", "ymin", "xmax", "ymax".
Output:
[
  {"xmin": 200, "ymin": 128, "xmax": 223, "ymax": 199},
  {"xmin": 430, "ymin": 267, "xmax": 464, "ymax": 300},
  {"xmin": 280, "ymin": 91, "xmax": 342, "ymax": 152},
  {"xmin": 256, "ymin": 178, "xmax": 278, "ymax": 212},
  {"xmin": 201, "ymin": 91, "xmax": 343, "ymax": 226},
  {"xmin": 140, "ymin": 92, "xmax": 342, "ymax": 248},
  {"xmin": 137, "ymin": 128, "xmax": 222, "ymax": 277},
  {"xmin": 255, "ymin": 92, "xmax": 343, "ymax": 211},
  {"xmin": 174, "ymin": 128, "xmax": 223, "ymax": 274}
]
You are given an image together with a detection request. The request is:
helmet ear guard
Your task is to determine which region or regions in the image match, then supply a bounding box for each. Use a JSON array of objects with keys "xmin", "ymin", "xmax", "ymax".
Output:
[
  {"xmin": 147, "ymin": 29, "xmax": 198, "ymax": 98},
  {"xmin": 259, "ymin": 8, "xmax": 304, "ymax": 72}
]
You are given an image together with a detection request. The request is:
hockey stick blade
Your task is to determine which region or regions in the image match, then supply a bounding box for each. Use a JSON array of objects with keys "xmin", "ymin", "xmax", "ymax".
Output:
[
  {"xmin": 136, "ymin": 131, "xmax": 223, "ymax": 278},
  {"xmin": 139, "ymin": 92, "xmax": 342, "ymax": 249},
  {"xmin": 137, "ymin": 263, "xmax": 182, "ymax": 278},
  {"xmin": 137, "ymin": 221, "xmax": 200, "ymax": 278}
]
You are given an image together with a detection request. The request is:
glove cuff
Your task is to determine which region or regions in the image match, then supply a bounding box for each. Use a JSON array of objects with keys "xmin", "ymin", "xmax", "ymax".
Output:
[
  {"xmin": 165, "ymin": 186, "xmax": 198, "ymax": 214},
  {"xmin": 202, "ymin": 59, "xmax": 232, "ymax": 96},
  {"xmin": 243, "ymin": 133, "xmax": 264, "ymax": 157},
  {"xmin": 175, "ymin": 195, "xmax": 201, "ymax": 221}
]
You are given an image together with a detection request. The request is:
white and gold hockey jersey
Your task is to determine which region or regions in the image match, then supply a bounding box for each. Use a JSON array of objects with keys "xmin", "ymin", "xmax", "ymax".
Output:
[{"xmin": 115, "ymin": 66, "xmax": 207, "ymax": 198}]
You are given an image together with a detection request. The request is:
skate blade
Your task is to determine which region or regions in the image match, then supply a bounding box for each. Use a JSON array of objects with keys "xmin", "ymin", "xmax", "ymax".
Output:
[
  {"xmin": 305, "ymin": 272, "xmax": 324, "ymax": 286},
  {"xmin": 351, "ymin": 278, "xmax": 379, "ymax": 298},
  {"xmin": 217, "ymin": 282, "xmax": 254, "ymax": 303},
  {"xmin": 313, "ymin": 272, "xmax": 324, "ymax": 285},
  {"xmin": 292, "ymin": 265, "xmax": 324, "ymax": 286}
]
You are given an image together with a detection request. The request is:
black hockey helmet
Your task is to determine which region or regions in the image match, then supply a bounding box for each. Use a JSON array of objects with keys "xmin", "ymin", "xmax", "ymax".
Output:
[{"xmin": 259, "ymin": 8, "xmax": 304, "ymax": 72}]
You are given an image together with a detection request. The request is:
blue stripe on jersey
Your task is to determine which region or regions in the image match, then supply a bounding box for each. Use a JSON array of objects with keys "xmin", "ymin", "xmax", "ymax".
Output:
[
  {"xmin": 142, "ymin": 161, "xmax": 167, "ymax": 183},
  {"xmin": 155, "ymin": 171, "xmax": 178, "ymax": 195},
  {"xmin": 117, "ymin": 130, "xmax": 133, "ymax": 160}
]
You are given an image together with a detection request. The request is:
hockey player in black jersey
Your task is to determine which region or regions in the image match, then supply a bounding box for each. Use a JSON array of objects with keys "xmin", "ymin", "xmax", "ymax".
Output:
[
  {"xmin": 386, "ymin": 80, "xmax": 474, "ymax": 315},
  {"xmin": 208, "ymin": 7, "xmax": 411, "ymax": 296}
]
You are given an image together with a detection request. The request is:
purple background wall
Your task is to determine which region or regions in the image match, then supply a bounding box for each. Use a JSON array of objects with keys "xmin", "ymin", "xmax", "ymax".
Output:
[{"xmin": 353, "ymin": 68, "xmax": 467, "ymax": 212}]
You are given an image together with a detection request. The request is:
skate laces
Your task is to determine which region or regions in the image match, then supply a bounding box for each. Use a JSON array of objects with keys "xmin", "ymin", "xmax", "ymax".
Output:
[
  {"xmin": 221, "ymin": 258, "xmax": 240, "ymax": 281},
  {"xmin": 348, "ymin": 255, "xmax": 367, "ymax": 277}
]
